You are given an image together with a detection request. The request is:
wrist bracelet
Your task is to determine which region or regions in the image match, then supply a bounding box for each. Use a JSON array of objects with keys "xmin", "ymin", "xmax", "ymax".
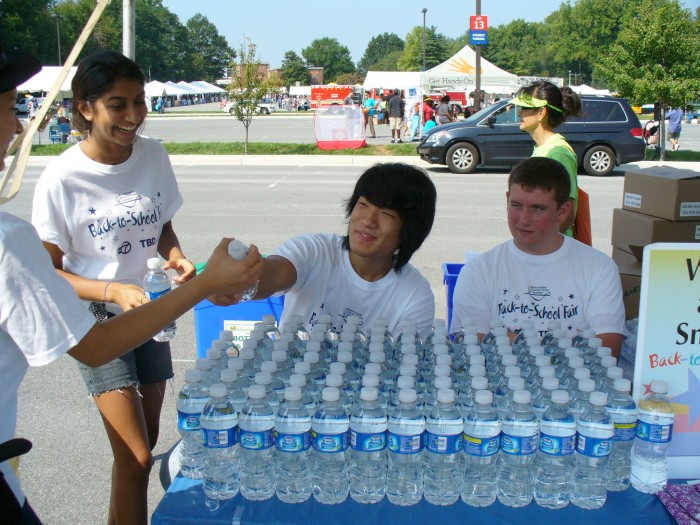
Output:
[{"xmin": 103, "ymin": 281, "xmax": 112, "ymax": 302}]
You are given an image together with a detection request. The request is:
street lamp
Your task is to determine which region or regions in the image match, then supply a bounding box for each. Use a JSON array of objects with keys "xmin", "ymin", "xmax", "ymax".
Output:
[
  {"xmin": 422, "ymin": 8, "xmax": 428, "ymax": 72},
  {"xmin": 54, "ymin": 13, "xmax": 62, "ymax": 65}
]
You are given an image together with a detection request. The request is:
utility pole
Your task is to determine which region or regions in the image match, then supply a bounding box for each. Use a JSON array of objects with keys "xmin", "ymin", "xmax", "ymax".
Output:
[
  {"xmin": 475, "ymin": 0, "xmax": 481, "ymax": 112},
  {"xmin": 54, "ymin": 14, "xmax": 63, "ymax": 65},
  {"xmin": 123, "ymin": 0, "xmax": 135, "ymax": 60},
  {"xmin": 422, "ymin": 8, "xmax": 427, "ymax": 72}
]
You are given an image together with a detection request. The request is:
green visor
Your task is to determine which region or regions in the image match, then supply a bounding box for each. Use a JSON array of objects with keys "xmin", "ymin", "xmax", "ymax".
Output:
[{"xmin": 509, "ymin": 93, "xmax": 563, "ymax": 113}]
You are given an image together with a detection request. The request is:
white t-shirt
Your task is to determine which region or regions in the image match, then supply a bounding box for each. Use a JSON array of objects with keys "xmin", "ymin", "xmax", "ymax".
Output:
[
  {"xmin": 0, "ymin": 212, "xmax": 95, "ymax": 505},
  {"xmin": 451, "ymin": 236, "xmax": 624, "ymax": 339},
  {"xmin": 273, "ymin": 233, "xmax": 435, "ymax": 338},
  {"xmin": 32, "ymin": 137, "xmax": 183, "ymax": 313}
]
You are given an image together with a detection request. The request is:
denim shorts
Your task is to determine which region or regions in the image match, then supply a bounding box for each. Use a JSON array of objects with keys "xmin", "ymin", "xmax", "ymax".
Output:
[{"xmin": 77, "ymin": 308, "xmax": 174, "ymax": 395}]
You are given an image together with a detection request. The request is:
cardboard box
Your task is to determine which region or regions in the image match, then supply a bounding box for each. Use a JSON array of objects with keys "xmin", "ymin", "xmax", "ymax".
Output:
[
  {"xmin": 612, "ymin": 208, "xmax": 700, "ymax": 253},
  {"xmin": 612, "ymin": 246, "xmax": 642, "ymax": 276},
  {"xmin": 620, "ymin": 273, "xmax": 641, "ymax": 319},
  {"xmin": 622, "ymin": 166, "xmax": 700, "ymax": 221}
]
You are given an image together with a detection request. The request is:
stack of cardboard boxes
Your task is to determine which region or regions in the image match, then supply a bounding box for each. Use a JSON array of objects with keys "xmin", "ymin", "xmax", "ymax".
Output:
[{"xmin": 612, "ymin": 166, "xmax": 700, "ymax": 319}]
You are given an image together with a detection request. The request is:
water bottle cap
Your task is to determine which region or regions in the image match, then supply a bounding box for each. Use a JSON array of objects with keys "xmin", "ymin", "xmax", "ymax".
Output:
[
  {"xmin": 434, "ymin": 365, "xmax": 451, "ymax": 377},
  {"xmin": 322, "ymin": 387, "xmax": 340, "ymax": 402},
  {"xmin": 195, "ymin": 358, "xmax": 212, "ymax": 371},
  {"xmin": 600, "ymin": 355, "xmax": 617, "ymax": 368},
  {"xmin": 303, "ymin": 351, "xmax": 320, "ymax": 364},
  {"xmin": 260, "ymin": 361, "xmax": 277, "ymax": 374},
  {"xmin": 464, "ymin": 335, "xmax": 479, "ymax": 346},
  {"xmin": 529, "ymin": 346, "xmax": 545, "ymax": 357},
  {"xmin": 497, "ymin": 345, "xmax": 513, "ymax": 356},
  {"xmin": 310, "ymin": 331, "xmax": 324, "ymax": 342},
  {"xmin": 465, "ymin": 345, "xmax": 482, "ymax": 356},
  {"xmin": 364, "ymin": 363, "xmax": 381, "ymax": 376},
  {"xmin": 227, "ymin": 240, "xmax": 247, "ymax": 260},
  {"xmin": 469, "ymin": 365, "xmax": 486, "ymax": 378},
  {"xmin": 254, "ymin": 372, "xmax": 272, "ymax": 385},
  {"xmin": 433, "ymin": 326, "xmax": 448, "ymax": 337},
  {"xmin": 284, "ymin": 386, "xmax": 302, "ymax": 401},
  {"xmin": 558, "ymin": 338, "xmax": 573, "ymax": 348},
  {"xmin": 398, "ymin": 364, "xmax": 416, "ymax": 377},
  {"xmin": 397, "ymin": 375, "xmax": 415, "ymax": 389},
  {"xmin": 400, "ymin": 343, "xmax": 417, "ymax": 354},
  {"xmin": 578, "ymin": 378, "xmax": 595, "ymax": 392},
  {"xmin": 241, "ymin": 340, "xmax": 256, "ymax": 352},
  {"xmin": 219, "ymin": 330, "xmax": 233, "ymax": 341},
  {"xmin": 475, "ymin": 390, "xmax": 493, "ymax": 404},
  {"xmin": 535, "ymin": 355, "xmax": 551, "ymax": 367},
  {"xmin": 272, "ymin": 350, "xmax": 288, "ymax": 362},
  {"xmin": 329, "ymin": 362, "xmax": 346, "ymax": 375},
  {"xmin": 435, "ymin": 355, "xmax": 452, "ymax": 367},
  {"xmin": 564, "ymin": 348, "xmax": 579, "ymax": 359},
  {"xmin": 542, "ymin": 376, "xmax": 560, "ymax": 390},
  {"xmin": 289, "ymin": 374, "xmax": 306, "ymax": 388},
  {"xmin": 573, "ymin": 367, "xmax": 591, "ymax": 380},
  {"xmin": 589, "ymin": 391, "xmax": 607, "ymax": 406},
  {"xmin": 399, "ymin": 388, "xmax": 417, "ymax": 403},
  {"xmin": 596, "ymin": 347, "xmax": 612, "ymax": 358},
  {"xmin": 568, "ymin": 356, "xmax": 584, "ymax": 369},
  {"xmin": 306, "ymin": 341, "xmax": 321, "ymax": 352},
  {"xmin": 495, "ymin": 336, "xmax": 510, "ymax": 346},
  {"xmin": 184, "ymin": 369, "xmax": 202, "ymax": 383},
  {"xmin": 551, "ymin": 389, "xmax": 569, "ymax": 404},
  {"xmin": 325, "ymin": 373, "xmax": 343, "ymax": 388},
  {"xmin": 508, "ymin": 377, "xmax": 525, "ymax": 390},
  {"xmin": 434, "ymin": 376, "xmax": 452, "ymax": 390},
  {"xmin": 614, "ymin": 378, "xmax": 631, "ymax": 393},
  {"xmin": 211, "ymin": 340, "xmax": 227, "ymax": 352},
  {"xmin": 248, "ymin": 384, "xmax": 266, "ymax": 399},
  {"xmin": 228, "ymin": 358, "xmax": 243, "ymax": 371},
  {"xmin": 576, "ymin": 320, "xmax": 591, "ymax": 331},
  {"xmin": 588, "ymin": 337, "xmax": 602, "ymax": 348},
  {"xmin": 607, "ymin": 367, "xmax": 624, "ymax": 380},
  {"xmin": 402, "ymin": 354, "xmax": 419, "ymax": 366},
  {"xmin": 651, "ymin": 380, "xmax": 668, "ymax": 394},
  {"xmin": 493, "ymin": 327, "xmax": 507, "ymax": 336},
  {"xmin": 360, "ymin": 387, "xmax": 379, "ymax": 401},
  {"xmin": 220, "ymin": 368, "xmax": 237, "ymax": 382},
  {"xmin": 369, "ymin": 342, "xmax": 384, "ymax": 353},
  {"xmin": 146, "ymin": 257, "xmax": 162, "ymax": 270},
  {"xmin": 339, "ymin": 331, "xmax": 354, "ymax": 342},
  {"xmin": 504, "ymin": 365, "xmax": 521, "ymax": 378},
  {"xmin": 437, "ymin": 388, "xmax": 455, "ymax": 403},
  {"xmin": 520, "ymin": 319, "xmax": 535, "ymax": 329},
  {"xmin": 369, "ymin": 351, "xmax": 386, "ymax": 363},
  {"xmin": 433, "ymin": 318, "xmax": 447, "ymax": 328},
  {"xmin": 513, "ymin": 390, "xmax": 531, "ymax": 404},
  {"xmin": 294, "ymin": 362, "xmax": 310, "ymax": 375},
  {"xmin": 362, "ymin": 374, "xmax": 380, "ymax": 387},
  {"xmin": 538, "ymin": 366, "xmax": 555, "ymax": 379},
  {"xmin": 501, "ymin": 354, "xmax": 518, "ymax": 367},
  {"xmin": 209, "ymin": 383, "xmax": 227, "ymax": 398},
  {"xmin": 336, "ymin": 350, "xmax": 353, "ymax": 362},
  {"xmin": 523, "ymin": 329, "xmax": 538, "ymax": 339},
  {"xmin": 468, "ymin": 354, "xmax": 485, "ymax": 366},
  {"xmin": 471, "ymin": 376, "xmax": 489, "ymax": 390}
]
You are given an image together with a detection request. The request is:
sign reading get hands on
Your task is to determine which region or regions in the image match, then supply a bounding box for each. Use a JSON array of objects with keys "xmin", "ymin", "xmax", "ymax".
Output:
[{"xmin": 634, "ymin": 243, "xmax": 700, "ymax": 478}]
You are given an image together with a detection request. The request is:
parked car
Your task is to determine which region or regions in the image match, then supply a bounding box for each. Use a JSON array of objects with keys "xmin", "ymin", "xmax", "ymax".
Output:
[
  {"xmin": 223, "ymin": 101, "xmax": 276, "ymax": 115},
  {"xmin": 15, "ymin": 97, "xmax": 43, "ymax": 114},
  {"xmin": 417, "ymin": 95, "xmax": 645, "ymax": 176}
]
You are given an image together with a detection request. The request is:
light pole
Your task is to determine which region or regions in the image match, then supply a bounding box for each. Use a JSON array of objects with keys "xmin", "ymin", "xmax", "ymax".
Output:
[
  {"xmin": 54, "ymin": 13, "xmax": 62, "ymax": 65},
  {"xmin": 422, "ymin": 8, "xmax": 427, "ymax": 72}
]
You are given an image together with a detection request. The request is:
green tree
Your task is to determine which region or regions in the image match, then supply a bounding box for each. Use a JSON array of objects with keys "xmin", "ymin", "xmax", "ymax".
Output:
[
  {"xmin": 597, "ymin": 0, "xmax": 700, "ymax": 159},
  {"xmin": 369, "ymin": 50, "xmax": 404, "ymax": 72},
  {"xmin": 396, "ymin": 26, "xmax": 449, "ymax": 71},
  {"xmin": 280, "ymin": 50, "xmax": 308, "ymax": 86},
  {"xmin": 185, "ymin": 14, "xmax": 235, "ymax": 82},
  {"xmin": 0, "ymin": 0, "xmax": 60, "ymax": 65},
  {"xmin": 335, "ymin": 72, "xmax": 364, "ymax": 85},
  {"xmin": 357, "ymin": 33, "xmax": 404, "ymax": 74},
  {"xmin": 479, "ymin": 20, "xmax": 550, "ymax": 77},
  {"xmin": 301, "ymin": 37, "xmax": 355, "ymax": 82}
]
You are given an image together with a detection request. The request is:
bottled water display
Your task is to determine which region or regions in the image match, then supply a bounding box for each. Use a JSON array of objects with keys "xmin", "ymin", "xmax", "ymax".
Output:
[
  {"xmin": 143, "ymin": 257, "xmax": 176, "ymax": 341},
  {"xmin": 386, "ymin": 388, "xmax": 425, "ymax": 506},
  {"xmin": 176, "ymin": 369, "xmax": 207, "ymax": 479},
  {"xmin": 534, "ymin": 389, "xmax": 576, "ymax": 509},
  {"xmin": 274, "ymin": 386, "xmax": 312, "ymax": 503},
  {"xmin": 227, "ymin": 240, "xmax": 259, "ymax": 301},
  {"xmin": 606, "ymin": 378, "xmax": 637, "ymax": 492},
  {"xmin": 238, "ymin": 384, "xmax": 275, "ymax": 500},
  {"xmin": 571, "ymin": 391, "xmax": 614, "ymax": 509},
  {"xmin": 200, "ymin": 383, "xmax": 240, "ymax": 501},
  {"xmin": 311, "ymin": 387, "xmax": 350, "ymax": 504},
  {"xmin": 349, "ymin": 387, "xmax": 387, "ymax": 504},
  {"xmin": 630, "ymin": 380, "xmax": 674, "ymax": 494},
  {"xmin": 461, "ymin": 389, "xmax": 501, "ymax": 507},
  {"xmin": 498, "ymin": 389, "xmax": 538, "ymax": 508}
]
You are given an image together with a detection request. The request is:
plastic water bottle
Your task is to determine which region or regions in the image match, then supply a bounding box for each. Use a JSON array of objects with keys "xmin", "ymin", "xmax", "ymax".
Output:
[
  {"xmin": 498, "ymin": 389, "xmax": 538, "ymax": 507},
  {"xmin": 386, "ymin": 388, "xmax": 425, "ymax": 506},
  {"xmin": 238, "ymin": 384, "xmax": 275, "ymax": 500},
  {"xmin": 630, "ymin": 380, "xmax": 674, "ymax": 494},
  {"xmin": 288, "ymin": 373, "xmax": 316, "ymax": 415},
  {"xmin": 200, "ymin": 383, "xmax": 240, "ymax": 500},
  {"xmin": 461, "ymin": 389, "xmax": 501, "ymax": 507},
  {"xmin": 274, "ymin": 386, "xmax": 312, "ymax": 503},
  {"xmin": 311, "ymin": 387, "xmax": 350, "ymax": 504},
  {"xmin": 220, "ymin": 367, "xmax": 248, "ymax": 415},
  {"xmin": 571, "ymin": 391, "xmax": 614, "ymax": 509},
  {"xmin": 349, "ymin": 387, "xmax": 387, "ymax": 504},
  {"xmin": 606, "ymin": 378, "xmax": 637, "ymax": 492},
  {"xmin": 176, "ymin": 369, "xmax": 207, "ymax": 479},
  {"xmin": 143, "ymin": 257, "xmax": 176, "ymax": 341},
  {"xmin": 534, "ymin": 389, "xmax": 576, "ymax": 509},
  {"xmin": 227, "ymin": 240, "xmax": 258, "ymax": 301}
]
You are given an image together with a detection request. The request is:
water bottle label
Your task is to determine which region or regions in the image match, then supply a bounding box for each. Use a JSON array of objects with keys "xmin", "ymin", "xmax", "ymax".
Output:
[
  {"xmin": 239, "ymin": 429, "xmax": 275, "ymax": 450},
  {"xmin": 500, "ymin": 433, "xmax": 538, "ymax": 456},
  {"xmin": 613, "ymin": 422, "xmax": 637, "ymax": 442},
  {"xmin": 576, "ymin": 434, "xmax": 612, "ymax": 457},
  {"xmin": 462, "ymin": 434, "xmax": 500, "ymax": 457},
  {"xmin": 311, "ymin": 430, "xmax": 349, "ymax": 453},
  {"xmin": 635, "ymin": 420, "xmax": 673, "ymax": 444},
  {"xmin": 177, "ymin": 410, "xmax": 200, "ymax": 431},
  {"xmin": 425, "ymin": 431, "xmax": 462, "ymax": 454},
  {"xmin": 539, "ymin": 432, "xmax": 576, "ymax": 456},
  {"xmin": 274, "ymin": 431, "xmax": 311, "ymax": 452},
  {"xmin": 146, "ymin": 288, "xmax": 169, "ymax": 300},
  {"xmin": 387, "ymin": 432, "xmax": 423, "ymax": 454},
  {"xmin": 350, "ymin": 430, "xmax": 386, "ymax": 452},
  {"xmin": 202, "ymin": 427, "xmax": 237, "ymax": 448}
]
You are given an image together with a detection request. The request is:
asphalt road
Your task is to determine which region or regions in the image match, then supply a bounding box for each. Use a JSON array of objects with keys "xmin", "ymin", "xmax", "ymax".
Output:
[{"xmin": 11, "ymin": 153, "xmax": 700, "ymax": 524}]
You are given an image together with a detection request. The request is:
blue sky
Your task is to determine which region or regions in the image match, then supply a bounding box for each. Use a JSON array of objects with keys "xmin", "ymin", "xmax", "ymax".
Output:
[{"xmin": 161, "ymin": 0, "xmax": 698, "ymax": 70}]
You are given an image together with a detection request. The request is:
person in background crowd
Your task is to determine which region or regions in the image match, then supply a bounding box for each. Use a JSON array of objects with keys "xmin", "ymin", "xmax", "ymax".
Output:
[
  {"xmin": 388, "ymin": 89, "xmax": 404, "ymax": 144},
  {"xmin": 422, "ymin": 95, "xmax": 435, "ymax": 125},
  {"xmin": 437, "ymin": 95, "xmax": 454, "ymax": 125},
  {"xmin": 362, "ymin": 90, "xmax": 376, "ymax": 138},
  {"xmin": 0, "ymin": 46, "xmax": 262, "ymax": 525},
  {"xmin": 666, "ymin": 106, "xmax": 683, "ymax": 151}
]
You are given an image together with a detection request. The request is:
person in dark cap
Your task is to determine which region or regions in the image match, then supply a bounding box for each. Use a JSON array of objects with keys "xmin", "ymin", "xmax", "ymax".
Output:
[{"xmin": 0, "ymin": 47, "xmax": 262, "ymax": 524}]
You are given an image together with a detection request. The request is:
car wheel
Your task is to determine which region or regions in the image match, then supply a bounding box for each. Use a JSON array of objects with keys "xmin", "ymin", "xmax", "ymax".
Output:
[
  {"xmin": 261, "ymin": 107, "xmax": 269, "ymax": 115},
  {"xmin": 446, "ymin": 143, "xmax": 479, "ymax": 174},
  {"xmin": 583, "ymin": 145, "xmax": 615, "ymax": 176},
  {"xmin": 229, "ymin": 108, "xmax": 235, "ymax": 115}
]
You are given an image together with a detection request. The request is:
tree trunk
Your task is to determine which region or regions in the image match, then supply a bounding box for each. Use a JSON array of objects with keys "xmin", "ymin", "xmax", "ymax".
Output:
[{"xmin": 659, "ymin": 104, "xmax": 666, "ymax": 162}]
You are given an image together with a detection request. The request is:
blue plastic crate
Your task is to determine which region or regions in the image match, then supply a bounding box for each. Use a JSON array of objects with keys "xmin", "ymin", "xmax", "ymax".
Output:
[
  {"xmin": 193, "ymin": 296, "xmax": 285, "ymax": 358},
  {"xmin": 442, "ymin": 263, "xmax": 464, "ymax": 331}
]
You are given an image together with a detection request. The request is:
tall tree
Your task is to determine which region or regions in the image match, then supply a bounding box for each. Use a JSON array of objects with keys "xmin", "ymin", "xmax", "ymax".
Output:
[
  {"xmin": 480, "ymin": 20, "xmax": 550, "ymax": 76},
  {"xmin": 185, "ymin": 14, "xmax": 235, "ymax": 82},
  {"xmin": 0, "ymin": 0, "xmax": 61, "ymax": 65},
  {"xmin": 396, "ymin": 26, "xmax": 449, "ymax": 71},
  {"xmin": 301, "ymin": 37, "xmax": 355, "ymax": 82},
  {"xmin": 357, "ymin": 33, "xmax": 404, "ymax": 74},
  {"xmin": 280, "ymin": 50, "xmax": 308, "ymax": 86}
]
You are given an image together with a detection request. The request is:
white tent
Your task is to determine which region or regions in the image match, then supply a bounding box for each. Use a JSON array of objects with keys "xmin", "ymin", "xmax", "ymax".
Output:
[
  {"xmin": 16, "ymin": 66, "xmax": 77, "ymax": 98},
  {"xmin": 190, "ymin": 80, "xmax": 225, "ymax": 93},
  {"xmin": 145, "ymin": 80, "xmax": 190, "ymax": 97},
  {"xmin": 420, "ymin": 45, "xmax": 517, "ymax": 91},
  {"xmin": 177, "ymin": 81, "xmax": 203, "ymax": 94},
  {"xmin": 570, "ymin": 84, "xmax": 611, "ymax": 96},
  {"xmin": 363, "ymin": 71, "xmax": 422, "ymax": 93}
]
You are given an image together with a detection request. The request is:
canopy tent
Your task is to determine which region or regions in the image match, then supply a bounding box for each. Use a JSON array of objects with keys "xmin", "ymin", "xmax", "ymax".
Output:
[
  {"xmin": 145, "ymin": 80, "xmax": 190, "ymax": 97},
  {"xmin": 363, "ymin": 71, "xmax": 422, "ymax": 93},
  {"xmin": 570, "ymin": 84, "xmax": 611, "ymax": 96},
  {"xmin": 177, "ymin": 81, "xmax": 205, "ymax": 94},
  {"xmin": 190, "ymin": 80, "xmax": 225, "ymax": 93},
  {"xmin": 16, "ymin": 66, "xmax": 77, "ymax": 98}
]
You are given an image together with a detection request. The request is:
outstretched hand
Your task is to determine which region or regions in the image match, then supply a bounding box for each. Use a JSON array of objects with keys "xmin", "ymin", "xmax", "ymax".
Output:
[
  {"xmin": 163, "ymin": 257, "xmax": 196, "ymax": 284},
  {"xmin": 199, "ymin": 239, "xmax": 263, "ymax": 299}
]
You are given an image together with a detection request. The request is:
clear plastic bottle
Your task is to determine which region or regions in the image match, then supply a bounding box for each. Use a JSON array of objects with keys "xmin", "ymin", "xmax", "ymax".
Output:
[
  {"xmin": 220, "ymin": 367, "xmax": 248, "ymax": 415},
  {"xmin": 288, "ymin": 373, "xmax": 316, "ymax": 415},
  {"xmin": 143, "ymin": 257, "xmax": 176, "ymax": 341},
  {"xmin": 176, "ymin": 369, "xmax": 207, "ymax": 479},
  {"xmin": 461, "ymin": 389, "xmax": 501, "ymax": 507},
  {"xmin": 571, "ymin": 391, "xmax": 614, "ymax": 509},
  {"xmin": 200, "ymin": 383, "xmax": 240, "ymax": 501},
  {"xmin": 274, "ymin": 386, "xmax": 312, "ymax": 503},
  {"xmin": 606, "ymin": 378, "xmax": 637, "ymax": 492},
  {"xmin": 497, "ymin": 389, "xmax": 538, "ymax": 508},
  {"xmin": 630, "ymin": 380, "xmax": 674, "ymax": 494},
  {"xmin": 238, "ymin": 384, "xmax": 275, "ymax": 500},
  {"xmin": 349, "ymin": 386, "xmax": 387, "ymax": 504},
  {"xmin": 226, "ymin": 240, "xmax": 258, "ymax": 301},
  {"xmin": 534, "ymin": 389, "xmax": 576, "ymax": 509},
  {"xmin": 311, "ymin": 387, "xmax": 350, "ymax": 504}
]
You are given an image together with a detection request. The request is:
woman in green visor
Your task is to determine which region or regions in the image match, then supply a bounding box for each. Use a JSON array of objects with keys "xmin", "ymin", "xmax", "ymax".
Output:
[{"xmin": 510, "ymin": 81, "xmax": 581, "ymax": 236}]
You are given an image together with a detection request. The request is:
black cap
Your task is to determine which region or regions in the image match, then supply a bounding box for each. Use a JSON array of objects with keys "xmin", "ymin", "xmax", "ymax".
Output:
[{"xmin": 0, "ymin": 48, "xmax": 42, "ymax": 94}]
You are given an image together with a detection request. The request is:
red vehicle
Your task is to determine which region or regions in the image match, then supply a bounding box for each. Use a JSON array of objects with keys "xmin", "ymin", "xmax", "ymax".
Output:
[{"xmin": 310, "ymin": 84, "xmax": 356, "ymax": 109}]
